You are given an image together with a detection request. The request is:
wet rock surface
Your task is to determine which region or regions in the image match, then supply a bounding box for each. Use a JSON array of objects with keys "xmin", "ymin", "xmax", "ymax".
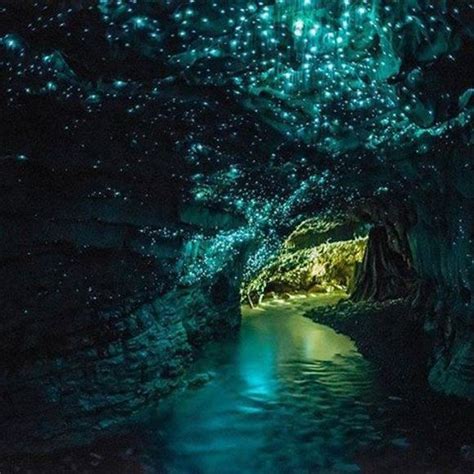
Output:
[
  {"xmin": 0, "ymin": 160, "xmax": 248, "ymax": 455},
  {"xmin": 0, "ymin": 280, "xmax": 242, "ymax": 455}
]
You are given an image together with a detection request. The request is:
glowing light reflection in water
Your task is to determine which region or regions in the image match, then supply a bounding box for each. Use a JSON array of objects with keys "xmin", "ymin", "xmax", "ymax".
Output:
[{"xmin": 151, "ymin": 295, "xmax": 388, "ymax": 473}]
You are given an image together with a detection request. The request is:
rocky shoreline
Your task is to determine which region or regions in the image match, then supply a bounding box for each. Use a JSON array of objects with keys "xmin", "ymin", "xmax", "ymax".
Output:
[
  {"xmin": 305, "ymin": 298, "xmax": 430, "ymax": 394},
  {"xmin": 304, "ymin": 297, "xmax": 474, "ymax": 471}
]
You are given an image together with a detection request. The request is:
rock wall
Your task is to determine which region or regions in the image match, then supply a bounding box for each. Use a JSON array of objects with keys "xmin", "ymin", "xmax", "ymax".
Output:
[
  {"xmin": 0, "ymin": 160, "xmax": 247, "ymax": 455},
  {"xmin": 408, "ymin": 145, "xmax": 474, "ymax": 399},
  {"xmin": 351, "ymin": 225, "xmax": 414, "ymax": 302},
  {"xmin": 350, "ymin": 143, "xmax": 474, "ymax": 400}
]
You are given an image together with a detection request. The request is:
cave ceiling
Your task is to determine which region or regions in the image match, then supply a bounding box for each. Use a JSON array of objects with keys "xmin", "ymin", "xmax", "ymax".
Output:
[{"xmin": 0, "ymin": 0, "xmax": 472, "ymax": 281}]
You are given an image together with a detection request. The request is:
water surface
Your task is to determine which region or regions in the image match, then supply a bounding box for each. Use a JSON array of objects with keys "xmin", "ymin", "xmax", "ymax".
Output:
[
  {"xmin": 12, "ymin": 295, "xmax": 472, "ymax": 472},
  {"xmin": 149, "ymin": 295, "xmax": 396, "ymax": 473}
]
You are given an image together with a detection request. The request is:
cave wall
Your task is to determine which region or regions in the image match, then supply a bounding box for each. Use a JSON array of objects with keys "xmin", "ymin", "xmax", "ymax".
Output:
[
  {"xmin": 0, "ymin": 283, "xmax": 241, "ymax": 455},
  {"xmin": 408, "ymin": 145, "xmax": 474, "ymax": 399},
  {"xmin": 0, "ymin": 160, "xmax": 248, "ymax": 455},
  {"xmin": 351, "ymin": 225, "xmax": 414, "ymax": 302},
  {"xmin": 350, "ymin": 142, "xmax": 474, "ymax": 400}
]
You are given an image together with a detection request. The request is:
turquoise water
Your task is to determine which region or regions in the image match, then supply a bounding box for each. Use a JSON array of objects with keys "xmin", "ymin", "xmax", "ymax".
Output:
[
  {"xmin": 10, "ymin": 295, "xmax": 471, "ymax": 472},
  {"xmin": 148, "ymin": 295, "xmax": 407, "ymax": 473}
]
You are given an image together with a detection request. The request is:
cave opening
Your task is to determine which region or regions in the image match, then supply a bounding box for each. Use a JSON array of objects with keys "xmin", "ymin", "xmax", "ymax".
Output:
[{"xmin": 241, "ymin": 218, "xmax": 369, "ymax": 308}]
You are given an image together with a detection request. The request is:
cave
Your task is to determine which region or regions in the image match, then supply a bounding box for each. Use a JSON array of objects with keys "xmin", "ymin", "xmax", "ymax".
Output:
[{"xmin": 0, "ymin": 1, "xmax": 473, "ymax": 472}]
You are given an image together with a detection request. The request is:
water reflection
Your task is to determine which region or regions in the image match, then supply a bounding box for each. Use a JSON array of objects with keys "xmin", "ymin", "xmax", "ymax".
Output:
[
  {"xmin": 151, "ymin": 295, "xmax": 385, "ymax": 473},
  {"xmin": 5, "ymin": 296, "xmax": 472, "ymax": 472}
]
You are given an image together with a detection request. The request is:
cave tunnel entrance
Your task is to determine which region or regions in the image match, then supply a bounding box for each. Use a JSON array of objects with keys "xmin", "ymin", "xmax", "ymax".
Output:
[{"xmin": 241, "ymin": 218, "xmax": 370, "ymax": 308}]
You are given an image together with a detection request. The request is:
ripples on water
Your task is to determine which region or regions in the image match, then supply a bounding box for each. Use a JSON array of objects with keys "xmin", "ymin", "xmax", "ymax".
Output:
[
  {"xmin": 6, "ymin": 295, "xmax": 474, "ymax": 473},
  {"xmin": 148, "ymin": 295, "xmax": 410, "ymax": 473}
]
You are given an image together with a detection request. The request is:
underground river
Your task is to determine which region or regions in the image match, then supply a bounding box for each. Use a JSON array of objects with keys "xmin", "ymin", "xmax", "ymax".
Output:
[
  {"xmin": 141, "ymin": 295, "xmax": 470, "ymax": 473},
  {"xmin": 6, "ymin": 295, "xmax": 474, "ymax": 472}
]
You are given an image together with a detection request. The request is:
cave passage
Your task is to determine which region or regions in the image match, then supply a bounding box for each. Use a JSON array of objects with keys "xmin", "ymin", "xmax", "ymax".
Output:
[
  {"xmin": 242, "ymin": 219, "xmax": 368, "ymax": 306},
  {"xmin": 0, "ymin": 0, "xmax": 473, "ymax": 469}
]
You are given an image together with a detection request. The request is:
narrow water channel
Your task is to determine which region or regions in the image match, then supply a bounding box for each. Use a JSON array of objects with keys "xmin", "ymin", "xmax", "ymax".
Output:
[
  {"xmin": 147, "ymin": 295, "xmax": 419, "ymax": 473},
  {"xmin": 11, "ymin": 295, "xmax": 472, "ymax": 473}
]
